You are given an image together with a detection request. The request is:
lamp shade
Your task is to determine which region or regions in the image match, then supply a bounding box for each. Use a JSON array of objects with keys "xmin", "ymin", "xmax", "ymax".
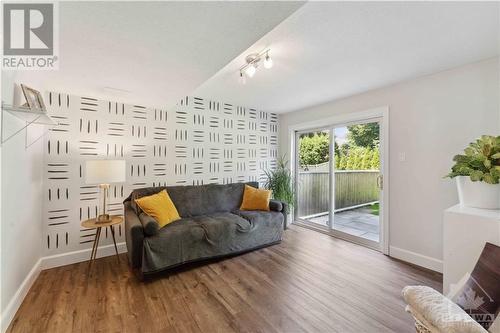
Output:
[{"xmin": 85, "ymin": 160, "xmax": 126, "ymax": 184}]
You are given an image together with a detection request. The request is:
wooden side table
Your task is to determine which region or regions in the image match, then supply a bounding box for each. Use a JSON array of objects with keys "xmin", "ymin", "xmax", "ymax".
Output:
[{"xmin": 81, "ymin": 215, "xmax": 123, "ymax": 264}]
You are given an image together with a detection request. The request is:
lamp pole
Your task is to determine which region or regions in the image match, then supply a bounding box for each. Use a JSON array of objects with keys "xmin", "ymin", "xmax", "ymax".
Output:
[{"xmin": 97, "ymin": 183, "xmax": 110, "ymax": 222}]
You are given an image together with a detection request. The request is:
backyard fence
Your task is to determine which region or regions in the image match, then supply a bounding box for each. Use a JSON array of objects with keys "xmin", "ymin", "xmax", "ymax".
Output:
[{"xmin": 297, "ymin": 170, "xmax": 379, "ymax": 217}]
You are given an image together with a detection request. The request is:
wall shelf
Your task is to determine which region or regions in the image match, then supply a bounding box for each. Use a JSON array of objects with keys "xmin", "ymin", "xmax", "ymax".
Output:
[{"xmin": 1, "ymin": 102, "xmax": 58, "ymax": 148}]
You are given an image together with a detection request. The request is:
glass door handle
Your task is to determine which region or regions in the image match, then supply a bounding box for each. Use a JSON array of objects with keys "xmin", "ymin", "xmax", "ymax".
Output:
[{"xmin": 377, "ymin": 175, "xmax": 383, "ymax": 190}]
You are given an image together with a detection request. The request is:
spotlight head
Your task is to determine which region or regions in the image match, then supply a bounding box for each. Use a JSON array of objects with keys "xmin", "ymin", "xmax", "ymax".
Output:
[
  {"xmin": 264, "ymin": 53, "xmax": 273, "ymax": 69},
  {"xmin": 245, "ymin": 64, "xmax": 256, "ymax": 78}
]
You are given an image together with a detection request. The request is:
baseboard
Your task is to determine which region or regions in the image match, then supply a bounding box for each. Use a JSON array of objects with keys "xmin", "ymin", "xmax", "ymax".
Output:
[
  {"xmin": 41, "ymin": 242, "xmax": 127, "ymax": 270},
  {"xmin": 1, "ymin": 258, "xmax": 42, "ymax": 333},
  {"xmin": 389, "ymin": 246, "xmax": 443, "ymax": 273},
  {"xmin": 1, "ymin": 243, "xmax": 128, "ymax": 332}
]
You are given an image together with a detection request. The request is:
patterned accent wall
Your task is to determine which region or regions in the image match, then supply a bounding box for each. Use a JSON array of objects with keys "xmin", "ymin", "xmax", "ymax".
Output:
[{"xmin": 43, "ymin": 93, "xmax": 278, "ymax": 255}]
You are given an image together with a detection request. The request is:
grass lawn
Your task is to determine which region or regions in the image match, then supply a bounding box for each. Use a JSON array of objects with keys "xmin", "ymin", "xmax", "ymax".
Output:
[{"xmin": 370, "ymin": 203, "xmax": 379, "ymax": 216}]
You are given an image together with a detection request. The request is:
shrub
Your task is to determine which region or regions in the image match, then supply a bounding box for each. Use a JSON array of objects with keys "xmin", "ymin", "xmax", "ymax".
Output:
[
  {"xmin": 335, "ymin": 146, "xmax": 380, "ymax": 170},
  {"xmin": 299, "ymin": 133, "xmax": 329, "ymax": 166}
]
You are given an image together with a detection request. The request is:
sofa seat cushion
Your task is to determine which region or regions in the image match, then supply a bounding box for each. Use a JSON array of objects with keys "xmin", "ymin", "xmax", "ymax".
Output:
[
  {"xmin": 142, "ymin": 211, "xmax": 283, "ymax": 273},
  {"xmin": 157, "ymin": 212, "xmax": 252, "ymax": 242},
  {"xmin": 233, "ymin": 210, "xmax": 284, "ymax": 228}
]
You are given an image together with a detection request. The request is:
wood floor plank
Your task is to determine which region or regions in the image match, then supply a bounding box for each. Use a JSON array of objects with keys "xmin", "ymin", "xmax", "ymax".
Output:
[{"xmin": 7, "ymin": 225, "xmax": 441, "ymax": 333}]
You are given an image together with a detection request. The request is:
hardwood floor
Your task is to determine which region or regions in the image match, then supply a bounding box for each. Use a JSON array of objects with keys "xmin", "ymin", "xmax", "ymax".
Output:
[{"xmin": 7, "ymin": 225, "xmax": 441, "ymax": 333}]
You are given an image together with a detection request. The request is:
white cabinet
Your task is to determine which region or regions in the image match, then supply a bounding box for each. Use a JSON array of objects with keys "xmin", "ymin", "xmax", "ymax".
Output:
[{"xmin": 443, "ymin": 205, "xmax": 500, "ymax": 294}]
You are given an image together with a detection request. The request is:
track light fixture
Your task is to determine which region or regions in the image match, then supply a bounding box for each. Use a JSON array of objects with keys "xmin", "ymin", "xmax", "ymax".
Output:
[
  {"xmin": 238, "ymin": 49, "xmax": 272, "ymax": 82},
  {"xmin": 264, "ymin": 51, "xmax": 273, "ymax": 69}
]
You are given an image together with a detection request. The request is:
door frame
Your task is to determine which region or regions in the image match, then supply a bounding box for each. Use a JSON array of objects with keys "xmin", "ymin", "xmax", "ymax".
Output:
[{"xmin": 289, "ymin": 106, "xmax": 389, "ymax": 254}]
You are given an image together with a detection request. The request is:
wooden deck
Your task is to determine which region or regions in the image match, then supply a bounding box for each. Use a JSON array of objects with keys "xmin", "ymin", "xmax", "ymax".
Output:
[{"xmin": 7, "ymin": 225, "xmax": 441, "ymax": 333}]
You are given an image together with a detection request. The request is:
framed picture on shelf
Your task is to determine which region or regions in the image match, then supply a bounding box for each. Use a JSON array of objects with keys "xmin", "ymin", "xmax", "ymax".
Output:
[{"xmin": 21, "ymin": 84, "xmax": 46, "ymax": 111}]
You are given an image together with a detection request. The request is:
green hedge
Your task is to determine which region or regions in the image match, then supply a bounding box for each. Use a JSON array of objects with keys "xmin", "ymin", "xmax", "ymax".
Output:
[
  {"xmin": 335, "ymin": 146, "xmax": 379, "ymax": 170},
  {"xmin": 299, "ymin": 133, "xmax": 380, "ymax": 170}
]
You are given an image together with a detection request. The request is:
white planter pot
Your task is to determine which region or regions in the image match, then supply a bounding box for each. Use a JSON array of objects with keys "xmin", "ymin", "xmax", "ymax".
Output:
[{"xmin": 456, "ymin": 176, "xmax": 500, "ymax": 209}]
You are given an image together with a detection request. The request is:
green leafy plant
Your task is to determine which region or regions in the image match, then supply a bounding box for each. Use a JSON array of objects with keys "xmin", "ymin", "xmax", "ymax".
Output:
[
  {"xmin": 445, "ymin": 135, "xmax": 500, "ymax": 184},
  {"xmin": 264, "ymin": 156, "xmax": 295, "ymax": 210}
]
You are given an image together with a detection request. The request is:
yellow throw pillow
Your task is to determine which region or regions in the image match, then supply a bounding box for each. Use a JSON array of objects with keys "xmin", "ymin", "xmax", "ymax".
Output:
[
  {"xmin": 240, "ymin": 185, "xmax": 271, "ymax": 211},
  {"xmin": 134, "ymin": 190, "xmax": 180, "ymax": 228}
]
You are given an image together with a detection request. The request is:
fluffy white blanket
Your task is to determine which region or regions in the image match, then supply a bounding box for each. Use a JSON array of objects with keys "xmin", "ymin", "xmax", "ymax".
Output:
[{"xmin": 402, "ymin": 286, "xmax": 488, "ymax": 333}]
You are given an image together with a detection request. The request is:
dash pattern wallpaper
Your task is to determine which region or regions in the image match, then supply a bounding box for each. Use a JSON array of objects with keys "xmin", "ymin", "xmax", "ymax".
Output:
[{"xmin": 43, "ymin": 93, "xmax": 278, "ymax": 256}]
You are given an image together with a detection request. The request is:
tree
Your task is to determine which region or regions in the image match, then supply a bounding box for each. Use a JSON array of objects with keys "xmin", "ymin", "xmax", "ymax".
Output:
[
  {"xmin": 299, "ymin": 133, "xmax": 330, "ymax": 166},
  {"xmin": 347, "ymin": 123, "xmax": 380, "ymax": 148}
]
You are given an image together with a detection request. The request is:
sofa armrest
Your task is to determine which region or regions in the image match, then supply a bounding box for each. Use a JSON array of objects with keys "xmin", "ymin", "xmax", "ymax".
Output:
[
  {"xmin": 124, "ymin": 201, "xmax": 144, "ymax": 270},
  {"xmin": 269, "ymin": 199, "xmax": 283, "ymax": 212},
  {"xmin": 269, "ymin": 199, "xmax": 289, "ymax": 230},
  {"xmin": 138, "ymin": 213, "xmax": 159, "ymax": 236}
]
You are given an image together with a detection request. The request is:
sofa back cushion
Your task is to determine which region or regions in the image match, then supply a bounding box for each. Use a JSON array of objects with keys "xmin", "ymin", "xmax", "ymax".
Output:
[{"xmin": 131, "ymin": 182, "xmax": 258, "ymax": 217}]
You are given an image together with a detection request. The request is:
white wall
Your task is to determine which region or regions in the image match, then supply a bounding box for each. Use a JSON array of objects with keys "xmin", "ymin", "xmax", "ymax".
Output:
[
  {"xmin": 1, "ymin": 72, "xmax": 44, "ymax": 331},
  {"xmin": 42, "ymin": 92, "xmax": 278, "ymax": 258},
  {"xmin": 279, "ymin": 58, "xmax": 500, "ymax": 270}
]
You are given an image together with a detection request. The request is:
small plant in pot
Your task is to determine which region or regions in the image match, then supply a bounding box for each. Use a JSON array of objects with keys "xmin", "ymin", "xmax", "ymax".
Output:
[
  {"xmin": 264, "ymin": 155, "xmax": 295, "ymax": 221},
  {"xmin": 445, "ymin": 135, "xmax": 500, "ymax": 209}
]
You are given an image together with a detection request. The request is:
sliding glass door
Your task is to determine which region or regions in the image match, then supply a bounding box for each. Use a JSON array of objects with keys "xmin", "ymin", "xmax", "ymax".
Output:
[
  {"xmin": 295, "ymin": 119, "xmax": 383, "ymax": 249},
  {"xmin": 331, "ymin": 121, "xmax": 381, "ymax": 243},
  {"xmin": 295, "ymin": 129, "xmax": 332, "ymax": 227}
]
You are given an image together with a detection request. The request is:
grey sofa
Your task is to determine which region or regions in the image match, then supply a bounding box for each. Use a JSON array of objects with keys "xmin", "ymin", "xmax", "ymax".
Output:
[{"xmin": 124, "ymin": 182, "xmax": 287, "ymax": 277}]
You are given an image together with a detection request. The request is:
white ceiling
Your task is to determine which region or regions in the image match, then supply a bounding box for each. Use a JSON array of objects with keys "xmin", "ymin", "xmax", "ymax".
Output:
[
  {"xmin": 17, "ymin": 1, "xmax": 304, "ymax": 107},
  {"xmin": 194, "ymin": 2, "xmax": 500, "ymax": 113}
]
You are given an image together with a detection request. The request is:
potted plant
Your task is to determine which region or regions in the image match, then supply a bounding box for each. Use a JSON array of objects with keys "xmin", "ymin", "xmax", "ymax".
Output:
[
  {"xmin": 445, "ymin": 135, "xmax": 500, "ymax": 209},
  {"xmin": 264, "ymin": 155, "xmax": 295, "ymax": 223}
]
